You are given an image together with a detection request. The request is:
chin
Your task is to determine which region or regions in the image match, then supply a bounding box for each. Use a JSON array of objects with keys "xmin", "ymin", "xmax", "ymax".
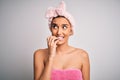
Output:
[{"xmin": 56, "ymin": 41, "xmax": 65, "ymax": 45}]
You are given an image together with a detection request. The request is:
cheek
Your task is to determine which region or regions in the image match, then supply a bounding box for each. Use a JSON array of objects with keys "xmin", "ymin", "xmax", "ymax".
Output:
[
  {"xmin": 51, "ymin": 30, "xmax": 58, "ymax": 35},
  {"xmin": 65, "ymin": 29, "xmax": 71, "ymax": 35}
]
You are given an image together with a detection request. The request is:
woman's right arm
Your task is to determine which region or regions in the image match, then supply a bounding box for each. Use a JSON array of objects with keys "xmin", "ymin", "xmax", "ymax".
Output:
[
  {"xmin": 34, "ymin": 50, "xmax": 45, "ymax": 80},
  {"xmin": 34, "ymin": 36, "xmax": 59, "ymax": 80},
  {"xmin": 34, "ymin": 50, "xmax": 56, "ymax": 80}
]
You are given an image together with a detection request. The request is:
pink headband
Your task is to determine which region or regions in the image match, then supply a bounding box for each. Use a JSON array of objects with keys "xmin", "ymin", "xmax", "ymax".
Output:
[{"xmin": 45, "ymin": 1, "xmax": 75, "ymax": 32}]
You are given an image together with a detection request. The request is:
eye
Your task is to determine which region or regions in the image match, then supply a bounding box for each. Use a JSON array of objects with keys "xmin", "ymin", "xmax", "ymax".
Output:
[
  {"xmin": 51, "ymin": 24, "xmax": 58, "ymax": 29},
  {"xmin": 62, "ymin": 25, "xmax": 67, "ymax": 30}
]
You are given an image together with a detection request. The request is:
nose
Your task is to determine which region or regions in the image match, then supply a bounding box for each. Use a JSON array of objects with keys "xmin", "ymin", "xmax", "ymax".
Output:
[{"xmin": 57, "ymin": 28, "xmax": 62, "ymax": 35}]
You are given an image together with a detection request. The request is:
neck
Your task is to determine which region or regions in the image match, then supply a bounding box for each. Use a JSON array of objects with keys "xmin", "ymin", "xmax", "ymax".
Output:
[{"xmin": 56, "ymin": 42, "xmax": 70, "ymax": 54}]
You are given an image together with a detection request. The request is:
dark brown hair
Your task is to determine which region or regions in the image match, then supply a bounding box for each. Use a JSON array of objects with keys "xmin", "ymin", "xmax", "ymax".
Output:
[{"xmin": 51, "ymin": 15, "xmax": 71, "ymax": 27}]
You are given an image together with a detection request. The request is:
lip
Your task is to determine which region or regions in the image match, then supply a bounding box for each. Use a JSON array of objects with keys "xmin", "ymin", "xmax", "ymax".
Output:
[{"xmin": 57, "ymin": 36, "xmax": 64, "ymax": 40}]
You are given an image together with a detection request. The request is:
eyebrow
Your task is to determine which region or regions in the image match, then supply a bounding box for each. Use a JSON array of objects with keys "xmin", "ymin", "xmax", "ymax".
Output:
[
  {"xmin": 52, "ymin": 23, "xmax": 69, "ymax": 26},
  {"xmin": 62, "ymin": 24, "xmax": 68, "ymax": 26}
]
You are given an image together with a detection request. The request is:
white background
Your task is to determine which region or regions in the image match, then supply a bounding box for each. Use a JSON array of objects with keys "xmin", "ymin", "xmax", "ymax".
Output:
[{"xmin": 0, "ymin": 0, "xmax": 120, "ymax": 80}]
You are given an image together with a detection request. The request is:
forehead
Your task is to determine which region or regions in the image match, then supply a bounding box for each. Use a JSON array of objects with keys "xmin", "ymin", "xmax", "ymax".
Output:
[{"xmin": 52, "ymin": 17, "xmax": 70, "ymax": 25}]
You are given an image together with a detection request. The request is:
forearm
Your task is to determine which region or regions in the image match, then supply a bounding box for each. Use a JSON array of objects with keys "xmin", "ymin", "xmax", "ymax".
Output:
[
  {"xmin": 40, "ymin": 57, "xmax": 54, "ymax": 80},
  {"xmin": 40, "ymin": 36, "xmax": 58, "ymax": 80}
]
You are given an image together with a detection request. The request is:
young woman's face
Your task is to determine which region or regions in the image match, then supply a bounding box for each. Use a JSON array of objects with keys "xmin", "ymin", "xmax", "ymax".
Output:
[{"xmin": 50, "ymin": 17, "xmax": 73, "ymax": 45}]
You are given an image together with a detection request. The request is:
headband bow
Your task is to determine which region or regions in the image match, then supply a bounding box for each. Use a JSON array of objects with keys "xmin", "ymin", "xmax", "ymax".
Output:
[
  {"xmin": 46, "ymin": 1, "xmax": 66, "ymax": 19},
  {"xmin": 45, "ymin": 1, "xmax": 75, "ymax": 34}
]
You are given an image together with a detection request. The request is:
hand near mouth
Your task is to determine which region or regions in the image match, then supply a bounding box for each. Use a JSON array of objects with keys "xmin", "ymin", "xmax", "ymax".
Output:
[{"xmin": 47, "ymin": 36, "xmax": 59, "ymax": 58}]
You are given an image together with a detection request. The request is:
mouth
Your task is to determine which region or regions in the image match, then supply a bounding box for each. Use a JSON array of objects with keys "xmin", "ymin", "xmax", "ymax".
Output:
[{"xmin": 57, "ymin": 36, "xmax": 64, "ymax": 40}]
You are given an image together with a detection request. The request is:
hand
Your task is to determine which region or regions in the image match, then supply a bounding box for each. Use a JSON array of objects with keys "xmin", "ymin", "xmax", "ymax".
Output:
[{"xmin": 47, "ymin": 36, "xmax": 59, "ymax": 58}]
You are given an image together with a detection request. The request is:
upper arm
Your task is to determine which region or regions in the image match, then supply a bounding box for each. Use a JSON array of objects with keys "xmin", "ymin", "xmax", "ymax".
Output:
[
  {"xmin": 81, "ymin": 51, "xmax": 90, "ymax": 80},
  {"xmin": 33, "ymin": 50, "xmax": 45, "ymax": 80}
]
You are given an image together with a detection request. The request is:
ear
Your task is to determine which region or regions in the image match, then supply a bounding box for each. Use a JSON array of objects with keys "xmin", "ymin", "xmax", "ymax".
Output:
[{"xmin": 69, "ymin": 28, "xmax": 73, "ymax": 36}]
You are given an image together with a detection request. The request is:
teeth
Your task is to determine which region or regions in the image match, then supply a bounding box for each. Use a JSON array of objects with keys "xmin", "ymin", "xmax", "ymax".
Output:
[{"xmin": 57, "ymin": 36, "xmax": 64, "ymax": 40}]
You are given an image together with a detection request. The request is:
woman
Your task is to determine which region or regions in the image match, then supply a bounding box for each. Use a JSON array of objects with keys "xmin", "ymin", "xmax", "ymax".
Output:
[{"xmin": 34, "ymin": 1, "xmax": 90, "ymax": 80}]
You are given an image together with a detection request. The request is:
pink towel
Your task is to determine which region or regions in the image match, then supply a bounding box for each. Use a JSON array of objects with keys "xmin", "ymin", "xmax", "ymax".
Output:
[{"xmin": 51, "ymin": 68, "xmax": 83, "ymax": 80}]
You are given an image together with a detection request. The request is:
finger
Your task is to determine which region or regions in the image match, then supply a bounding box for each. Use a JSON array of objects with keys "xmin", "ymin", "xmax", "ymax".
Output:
[
  {"xmin": 47, "ymin": 36, "xmax": 51, "ymax": 41},
  {"xmin": 47, "ymin": 36, "xmax": 51, "ymax": 47},
  {"xmin": 47, "ymin": 36, "xmax": 50, "ymax": 40},
  {"xmin": 52, "ymin": 37, "xmax": 59, "ymax": 45},
  {"xmin": 48, "ymin": 36, "xmax": 54, "ymax": 46},
  {"xmin": 49, "ymin": 36, "xmax": 58, "ymax": 47},
  {"xmin": 54, "ymin": 39, "xmax": 59, "ymax": 44},
  {"xmin": 49, "ymin": 36, "xmax": 57, "ymax": 44}
]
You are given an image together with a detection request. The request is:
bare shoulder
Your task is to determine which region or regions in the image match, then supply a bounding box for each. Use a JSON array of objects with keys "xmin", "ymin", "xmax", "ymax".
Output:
[
  {"xmin": 75, "ymin": 48, "xmax": 89, "ymax": 59},
  {"xmin": 33, "ymin": 48, "xmax": 49, "ymax": 80},
  {"xmin": 34, "ymin": 48, "xmax": 48, "ymax": 59},
  {"xmin": 74, "ymin": 48, "xmax": 90, "ymax": 69}
]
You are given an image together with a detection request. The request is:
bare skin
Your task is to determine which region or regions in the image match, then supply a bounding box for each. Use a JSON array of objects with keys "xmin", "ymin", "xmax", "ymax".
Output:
[{"xmin": 34, "ymin": 17, "xmax": 90, "ymax": 80}]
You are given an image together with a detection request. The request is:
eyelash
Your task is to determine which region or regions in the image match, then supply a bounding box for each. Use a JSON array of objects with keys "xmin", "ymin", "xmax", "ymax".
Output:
[
  {"xmin": 63, "ymin": 25, "xmax": 67, "ymax": 29},
  {"xmin": 51, "ymin": 24, "xmax": 58, "ymax": 29},
  {"xmin": 51, "ymin": 24, "xmax": 68, "ymax": 30}
]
